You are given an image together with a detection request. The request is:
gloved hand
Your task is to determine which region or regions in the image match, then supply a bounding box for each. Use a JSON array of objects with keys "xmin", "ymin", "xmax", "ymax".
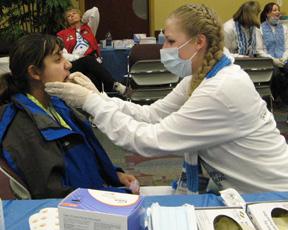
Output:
[
  {"xmin": 45, "ymin": 82, "xmax": 93, "ymax": 108},
  {"xmin": 280, "ymin": 58, "xmax": 287, "ymax": 65},
  {"xmin": 273, "ymin": 58, "xmax": 285, "ymax": 68},
  {"xmin": 67, "ymin": 72, "xmax": 107, "ymax": 98}
]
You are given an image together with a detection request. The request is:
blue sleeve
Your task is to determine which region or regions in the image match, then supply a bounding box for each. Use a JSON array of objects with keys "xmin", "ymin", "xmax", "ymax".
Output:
[{"xmin": 114, "ymin": 165, "xmax": 124, "ymax": 173}]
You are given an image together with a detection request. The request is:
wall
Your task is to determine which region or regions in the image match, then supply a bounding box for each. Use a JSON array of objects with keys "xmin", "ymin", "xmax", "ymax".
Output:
[
  {"xmin": 78, "ymin": 0, "xmax": 287, "ymax": 37},
  {"xmin": 150, "ymin": 0, "xmax": 287, "ymax": 36}
]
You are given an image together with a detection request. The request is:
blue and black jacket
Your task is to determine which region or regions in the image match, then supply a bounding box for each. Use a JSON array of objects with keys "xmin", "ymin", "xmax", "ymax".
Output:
[{"xmin": 0, "ymin": 93, "xmax": 129, "ymax": 199}]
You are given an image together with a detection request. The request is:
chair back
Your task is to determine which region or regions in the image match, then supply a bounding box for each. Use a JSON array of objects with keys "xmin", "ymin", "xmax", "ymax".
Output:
[
  {"xmin": 0, "ymin": 156, "xmax": 31, "ymax": 200},
  {"xmin": 126, "ymin": 44, "xmax": 179, "ymax": 104},
  {"xmin": 234, "ymin": 57, "xmax": 274, "ymax": 113},
  {"xmin": 234, "ymin": 58, "xmax": 273, "ymax": 83},
  {"xmin": 130, "ymin": 60, "xmax": 179, "ymax": 86}
]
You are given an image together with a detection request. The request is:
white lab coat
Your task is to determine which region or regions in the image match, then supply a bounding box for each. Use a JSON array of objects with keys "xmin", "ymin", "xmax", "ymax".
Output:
[
  {"xmin": 224, "ymin": 19, "xmax": 255, "ymax": 58},
  {"xmin": 83, "ymin": 56, "xmax": 288, "ymax": 194}
]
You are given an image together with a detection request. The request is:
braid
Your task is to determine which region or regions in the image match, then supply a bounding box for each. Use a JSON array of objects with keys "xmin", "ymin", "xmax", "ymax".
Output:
[{"xmin": 169, "ymin": 4, "xmax": 225, "ymax": 96}]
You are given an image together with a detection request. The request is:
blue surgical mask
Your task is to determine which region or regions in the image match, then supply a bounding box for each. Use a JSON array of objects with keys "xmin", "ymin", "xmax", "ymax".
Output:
[
  {"xmin": 270, "ymin": 16, "xmax": 280, "ymax": 25},
  {"xmin": 147, "ymin": 203, "xmax": 197, "ymax": 230},
  {"xmin": 160, "ymin": 39, "xmax": 198, "ymax": 78}
]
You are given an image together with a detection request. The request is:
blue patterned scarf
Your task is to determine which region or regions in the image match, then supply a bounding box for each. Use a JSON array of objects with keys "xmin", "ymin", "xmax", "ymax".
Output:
[
  {"xmin": 235, "ymin": 21, "xmax": 256, "ymax": 56},
  {"xmin": 175, "ymin": 54, "xmax": 232, "ymax": 194},
  {"xmin": 261, "ymin": 20, "xmax": 285, "ymax": 58}
]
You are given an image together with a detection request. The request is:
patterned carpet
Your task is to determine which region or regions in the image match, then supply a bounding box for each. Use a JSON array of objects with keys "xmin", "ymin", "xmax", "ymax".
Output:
[
  {"xmin": 93, "ymin": 128, "xmax": 184, "ymax": 187},
  {"xmin": 93, "ymin": 103, "xmax": 288, "ymax": 187}
]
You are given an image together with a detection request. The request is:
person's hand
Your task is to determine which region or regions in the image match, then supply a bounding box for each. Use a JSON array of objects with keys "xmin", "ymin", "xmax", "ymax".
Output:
[
  {"xmin": 116, "ymin": 172, "xmax": 140, "ymax": 194},
  {"xmin": 67, "ymin": 72, "xmax": 98, "ymax": 92},
  {"xmin": 45, "ymin": 82, "xmax": 93, "ymax": 108},
  {"xmin": 68, "ymin": 72, "xmax": 107, "ymax": 99},
  {"xmin": 273, "ymin": 58, "xmax": 284, "ymax": 68},
  {"xmin": 280, "ymin": 58, "xmax": 287, "ymax": 65}
]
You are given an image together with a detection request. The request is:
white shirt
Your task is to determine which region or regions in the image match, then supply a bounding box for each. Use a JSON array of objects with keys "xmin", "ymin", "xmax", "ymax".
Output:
[
  {"xmin": 83, "ymin": 60, "xmax": 288, "ymax": 194},
  {"xmin": 256, "ymin": 23, "xmax": 288, "ymax": 60}
]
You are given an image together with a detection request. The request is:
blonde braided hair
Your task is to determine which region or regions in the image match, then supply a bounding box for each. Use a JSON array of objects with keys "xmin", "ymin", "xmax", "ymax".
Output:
[{"xmin": 169, "ymin": 4, "xmax": 225, "ymax": 96}]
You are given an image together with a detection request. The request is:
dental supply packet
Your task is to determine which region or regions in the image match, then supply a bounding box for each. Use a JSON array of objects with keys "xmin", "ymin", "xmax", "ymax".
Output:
[
  {"xmin": 58, "ymin": 188, "xmax": 145, "ymax": 230},
  {"xmin": 195, "ymin": 206, "xmax": 256, "ymax": 230},
  {"xmin": 29, "ymin": 207, "xmax": 59, "ymax": 230},
  {"xmin": 220, "ymin": 188, "xmax": 246, "ymax": 210},
  {"xmin": 246, "ymin": 201, "xmax": 288, "ymax": 230}
]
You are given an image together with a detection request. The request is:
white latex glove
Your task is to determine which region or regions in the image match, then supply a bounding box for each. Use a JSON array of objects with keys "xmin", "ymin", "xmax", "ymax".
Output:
[
  {"xmin": 45, "ymin": 82, "xmax": 93, "ymax": 108},
  {"xmin": 68, "ymin": 72, "xmax": 107, "ymax": 99},
  {"xmin": 280, "ymin": 58, "xmax": 287, "ymax": 65},
  {"xmin": 273, "ymin": 58, "xmax": 285, "ymax": 68}
]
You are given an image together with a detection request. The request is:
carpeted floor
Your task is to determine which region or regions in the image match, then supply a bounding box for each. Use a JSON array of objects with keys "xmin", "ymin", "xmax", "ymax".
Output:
[
  {"xmin": 93, "ymin": 103, "xmax": 288, "ymax": 187},
  {"xmin": 93, "ymin": 128, "xmax": 183, "ymax": 187}
]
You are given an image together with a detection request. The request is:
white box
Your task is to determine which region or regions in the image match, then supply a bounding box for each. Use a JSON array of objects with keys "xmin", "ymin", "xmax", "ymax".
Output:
[
  {"xmin": 58, "ymin": 188, "xmax": 145, "ymax": 230},
  {"xmin": 113, "ymin": 40, "xmax": 126, "ymax": 50},
  {"xmin": 195, "ymin": 206, "xmax": 256, "ymax": 230},
  {"xmin": 139, "ymin": 37, "xmax": 156, "ymax": 44},
  {"xmin": 247, "ymin": 201, "xmax": 288, "ymax": 230},
  {"xmin": 133, "ymin": 34, "xmax": 146, "ymax": 43}
]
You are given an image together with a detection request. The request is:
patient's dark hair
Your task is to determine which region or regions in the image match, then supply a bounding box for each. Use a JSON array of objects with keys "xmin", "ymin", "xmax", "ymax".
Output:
[{"xmin": 0, "ymin": 33, "xmax": 64, "ymax": 105}]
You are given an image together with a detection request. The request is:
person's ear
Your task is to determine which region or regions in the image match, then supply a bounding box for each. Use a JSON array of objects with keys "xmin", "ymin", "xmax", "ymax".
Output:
[
  {"xmin": 28, "ymin": 65, "xmax": 41, "ymax": 80},
  {"xmin": 195, "ymin": 34, "xmax": 207, "ymax": 50}
]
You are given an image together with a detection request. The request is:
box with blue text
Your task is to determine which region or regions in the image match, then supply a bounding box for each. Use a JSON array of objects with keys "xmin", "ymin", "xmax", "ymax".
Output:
[{"xmin": 58, "ymin": 188, "xmax": 145, "ymax": 230}]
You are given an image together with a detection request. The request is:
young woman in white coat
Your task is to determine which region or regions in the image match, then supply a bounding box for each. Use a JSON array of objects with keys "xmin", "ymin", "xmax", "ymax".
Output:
[
  {"xmin": 45, "ymin": 3, "xmax": 288, "ymax": 195},
  {"xmin": 224, "ymin": 1, "xmax": 261, "ymax": 58},
  {"xmin": 256, "ymin": 2, "xmax": 288, "ymax": 105}
]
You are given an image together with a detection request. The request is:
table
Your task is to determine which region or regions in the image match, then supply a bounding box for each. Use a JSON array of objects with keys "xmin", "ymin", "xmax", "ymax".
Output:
[
  {"xmin": 3, "ymin": 191, "xmax": 288, "ymax": 230},
  {"xmin": 100, "ymin": 48, "xmax": 130, "ymax": 84}
]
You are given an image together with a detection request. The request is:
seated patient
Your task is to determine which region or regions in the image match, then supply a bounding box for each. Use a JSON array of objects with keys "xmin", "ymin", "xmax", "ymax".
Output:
[{"xmin": 0, "ymin": 33, "xmax": 138, "ymax": 199}]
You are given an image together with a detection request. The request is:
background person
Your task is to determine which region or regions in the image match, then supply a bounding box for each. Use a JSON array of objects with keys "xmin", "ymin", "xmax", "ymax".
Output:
[
  {"xmin": 0, "ymin": 33, "xmax": 138, "ymax": 199},
  {"xmin": 256, "ymin": 2, "xmax": 288, "ymax": 106},
  {"xmin": 224, "ymin": 1, "xmax": 261, "ymax": 57},
  {"xmin": 46, "ymin": 3, "xmax": 288, "ymax": 195},
  {"xmin": 58, "ymin": 6, "xmax": 126, "ymax": 96}
]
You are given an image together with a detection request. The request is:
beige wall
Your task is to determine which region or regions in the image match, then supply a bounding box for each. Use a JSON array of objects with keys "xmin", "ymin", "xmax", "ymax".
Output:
[
  {"xmin": 150, "ymin": 0, "xmax": 287, "ymax": 35},
  {"xmin": 78, "ymin": 0, "xmax": 287, "ymax": 37}
]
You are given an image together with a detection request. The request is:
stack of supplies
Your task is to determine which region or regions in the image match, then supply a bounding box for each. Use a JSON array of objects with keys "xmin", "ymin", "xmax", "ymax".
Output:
[{"xmin": 146, "ymin": 202, "xmax": 197, "ymax": 230}]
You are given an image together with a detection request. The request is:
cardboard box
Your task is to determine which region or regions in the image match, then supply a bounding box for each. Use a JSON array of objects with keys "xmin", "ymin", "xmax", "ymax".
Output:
[
  {"xmin": 139, "ymin": 37, "xmax": 156, "ymax": 44},
  {"xmin": 133, "ymin": 34, "xmax": 146, "ymax": 43},
  {"xmin": 58, "ymin": 188, "xmax": 145, "ymax": 230},
  {"xmin": 195, "ymin": 206, "xmax": 256, "ymax": 230},
  {"xmin": 247, "ymin": 201, "xmax": 288, "ymax": 230},
  {"xmin": 113, "ymin": 40, "xmax": 125, "ymax": 49}
]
